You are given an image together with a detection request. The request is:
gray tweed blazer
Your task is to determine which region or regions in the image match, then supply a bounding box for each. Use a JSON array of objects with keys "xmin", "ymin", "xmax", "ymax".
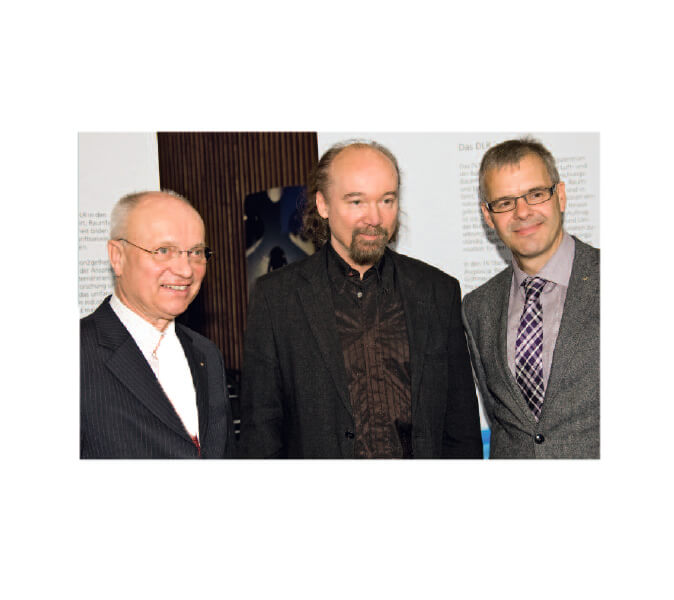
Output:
[{"xmin": 462, "ymin": 237, "xmax": 600, "ymax": 459}]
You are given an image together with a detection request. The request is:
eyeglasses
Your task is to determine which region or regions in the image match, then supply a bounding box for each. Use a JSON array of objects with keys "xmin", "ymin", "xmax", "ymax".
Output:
[
  {"xmin": 118, "ymin": 239, "xmax": 213, "ymax": 263},
  {"xmin": 485, "ymin": 184, "xmax": 558, "ymax": 214}
]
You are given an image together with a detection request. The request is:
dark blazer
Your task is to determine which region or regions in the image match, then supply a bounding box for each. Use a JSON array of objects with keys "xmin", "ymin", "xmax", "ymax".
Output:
[
  {"xmin": 80, "ymin": 297, "xmax": 232, "ymax": 458},
  {"xmin": 462, "ymin": 237, "xmax": 600, "ymax": 459},
  {"xmin": 240, "ymin": 245, "xmax": 483, "ymax": 458}
]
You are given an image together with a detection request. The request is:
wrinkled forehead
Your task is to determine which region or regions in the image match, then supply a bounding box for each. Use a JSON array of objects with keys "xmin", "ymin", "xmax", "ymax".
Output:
[{"xmin": 128, "ymin": 194, "xmax": 205, "ymax": 240}]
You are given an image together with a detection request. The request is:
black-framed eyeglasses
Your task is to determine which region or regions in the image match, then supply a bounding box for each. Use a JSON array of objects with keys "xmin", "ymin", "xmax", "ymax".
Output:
[
  {"xmin": 485, "ymin": 184, "xmax": 558, "ymax": 214},
  {"xmin": 118, "ymin": 239, "xmax": 213, "ymax": 263}
]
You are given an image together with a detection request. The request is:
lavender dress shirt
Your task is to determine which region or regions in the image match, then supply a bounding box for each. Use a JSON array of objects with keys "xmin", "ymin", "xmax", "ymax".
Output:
[{"xmin": 507, "ymin": 231, "xmax": 575, "ymax": 393}]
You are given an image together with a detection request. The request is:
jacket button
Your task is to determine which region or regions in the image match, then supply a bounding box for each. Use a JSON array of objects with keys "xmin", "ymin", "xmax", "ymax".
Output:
[
  {"xmin": 535, "ymin": 434, "xmax": 545, "ymax": 444},
  {"xmin": 345, "ymin": 430, "xmax": 355, "ymax": 439}
]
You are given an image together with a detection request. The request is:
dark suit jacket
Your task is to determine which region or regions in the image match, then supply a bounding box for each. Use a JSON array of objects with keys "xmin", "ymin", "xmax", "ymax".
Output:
[
  {"xmin": 240, "ymin": 246, "xmax": 483, "ymax": 458},
  {"xmin": 462, "ymin": 237, "xmax": 600, "ymax": 459},
  {"xmin": 80, "ymin": 297, "xmax": 232, "ymax": 458}
]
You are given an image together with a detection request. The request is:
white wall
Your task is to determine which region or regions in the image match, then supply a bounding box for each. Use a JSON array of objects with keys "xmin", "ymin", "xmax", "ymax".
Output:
[{"xmin": 78, "ymin": 133, "xmax": 160, "ymax": 316}]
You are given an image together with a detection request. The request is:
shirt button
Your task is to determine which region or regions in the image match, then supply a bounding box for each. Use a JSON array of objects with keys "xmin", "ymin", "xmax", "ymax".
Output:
[
  {"xmin": 356, "ymin": 291, "xmax": 363, "ymax": 298},
  {"xmin": 535, "ymin": 434, "xmax": 545, "ymax": 444},
  {"xmin": 345, "ymin": 430, "xmax": 355, "ymax": 439}
]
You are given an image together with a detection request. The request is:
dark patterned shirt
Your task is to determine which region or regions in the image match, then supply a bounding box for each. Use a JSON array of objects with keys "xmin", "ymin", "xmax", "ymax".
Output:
[{"xmin": 326, "ymin": 245, "xmax": 412, "ymax": 458}]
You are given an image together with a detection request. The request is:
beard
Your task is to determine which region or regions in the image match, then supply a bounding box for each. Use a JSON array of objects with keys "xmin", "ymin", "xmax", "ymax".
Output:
[{"xmin": 348, "ymin": 225, "xmax": 392, "ymax": 266}]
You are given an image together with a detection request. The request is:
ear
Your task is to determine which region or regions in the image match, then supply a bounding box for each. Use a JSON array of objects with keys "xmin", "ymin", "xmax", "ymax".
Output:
[
  {"xmin": 481, "ymin": 202, "xmax": 495, "ymax": 230},
  {"xmin": 556, "ymin": 181, "xmax": 567, "ymax": 213},
  {"xmin": 108, "ymin": 240, "xmax": 124, "ymax": 277},
  {"xmin": 316, "ymin": 191, "xmax": 329, "ymax": 220}
]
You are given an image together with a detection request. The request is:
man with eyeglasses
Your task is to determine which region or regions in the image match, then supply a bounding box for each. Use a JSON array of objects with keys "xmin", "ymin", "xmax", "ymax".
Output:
[
  {"xmin": 80, "ymin": 191, "xmax": 233, "ymax": 458},
  {"xmin": 462, "ymin": 137, "xmax": 599, "ymax": 458}
]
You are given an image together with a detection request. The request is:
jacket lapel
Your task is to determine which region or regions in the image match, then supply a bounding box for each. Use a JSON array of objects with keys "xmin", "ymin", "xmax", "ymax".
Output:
[
  {"xmin": 544, "ymin": 241, "xmax": 598, "ymax": 404},
  {"xmin": 296, "ymin": 248, "xmax": 352, "ymax": 414},
  {"xmin": 176, "ymin": 325, "xmax": 210, "ymax": 442},
  {"xmin": 392, "ymin": 253, "xmax": 429, "ymax": 418},
  {"xmin": 94, "ymin": 300, "xmax": 193, "ymax": 443}
]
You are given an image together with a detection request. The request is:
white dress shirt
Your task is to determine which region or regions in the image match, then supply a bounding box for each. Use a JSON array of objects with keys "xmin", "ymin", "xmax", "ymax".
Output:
[{"xmin": 109, "ymin": 292, "xmax": 200, "ymax": 439}]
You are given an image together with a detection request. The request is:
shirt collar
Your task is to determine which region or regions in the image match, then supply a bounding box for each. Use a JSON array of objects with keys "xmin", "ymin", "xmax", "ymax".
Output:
[
  {"xmin": 109, "ymin": 291, "xmax": 176, "ymax": 358},
  {"xmin": 512, "ymin": 231, "xmax": 575, "ymax": 291},
  {"xmin": 326, "ymin": 242, "xmax": 392, "ymax": 294}
]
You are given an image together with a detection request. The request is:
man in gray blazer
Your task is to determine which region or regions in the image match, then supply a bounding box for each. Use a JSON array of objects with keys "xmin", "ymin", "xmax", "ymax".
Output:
[
  {"xmin": 80, "ymin": 191, "xmax": 232, "ymax": 458},
  {"xmin": 462, "ymin": 138, "xmax": 599, "ymax": 459},
  {"xmin": 241, "ymin": 140, "xmax": 482, "ymax": 458}
]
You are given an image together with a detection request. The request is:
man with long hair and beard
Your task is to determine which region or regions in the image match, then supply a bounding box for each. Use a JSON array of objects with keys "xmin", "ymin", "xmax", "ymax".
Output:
[{"xmin": 240, "ymin": 140, "xmax": 482, "ymax": 458}]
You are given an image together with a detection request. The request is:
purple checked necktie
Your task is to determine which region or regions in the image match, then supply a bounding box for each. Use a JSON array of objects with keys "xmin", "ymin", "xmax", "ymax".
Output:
[{"xmin": 515, "ymin": 276, "xmax": 547, "ymax": 420}]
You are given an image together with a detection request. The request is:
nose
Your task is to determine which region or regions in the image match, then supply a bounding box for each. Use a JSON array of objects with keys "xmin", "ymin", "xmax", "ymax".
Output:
[
  {"xmin": 513, "ymin": 195, "xmax": 533, "ymax": 220},
  {"xmin": 169, "ymin": 251, "xmax": 194, "ymax": 278},
  {"xmin": 365, "ymin": 202, "xmax": 382, "ymax": 226}
]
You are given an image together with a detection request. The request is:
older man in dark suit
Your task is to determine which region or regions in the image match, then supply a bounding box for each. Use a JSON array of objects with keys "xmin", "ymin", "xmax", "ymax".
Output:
[
  {"xmin": 462, "ymin": 138, "xmax": 600, "ymax": 459},
  {"xmin": 240, "ymin": 141, "xmax": 482, "ymax": 458},
  {"xmin": 80, "ymin": 191, "xmax": 232, "ymax": 458}
]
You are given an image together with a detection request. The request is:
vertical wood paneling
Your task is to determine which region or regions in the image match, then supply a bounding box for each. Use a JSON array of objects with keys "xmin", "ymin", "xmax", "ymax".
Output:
[{"xmin": 156, "ymin": 132, "xmax": 318, "ymax": 371}]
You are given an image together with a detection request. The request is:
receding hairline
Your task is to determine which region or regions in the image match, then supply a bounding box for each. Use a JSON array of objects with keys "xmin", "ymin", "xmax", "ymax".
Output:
[
  {"xmin": 134, "ymin": 191, "xmax": 199, "ymax": 210},
  {"xmin": 324, "ymin": 143, "xmax": 400, "ymax": 198},
  {"xmin": 109, "ymin": 190, "xmax": 203, "ymax": 240}
]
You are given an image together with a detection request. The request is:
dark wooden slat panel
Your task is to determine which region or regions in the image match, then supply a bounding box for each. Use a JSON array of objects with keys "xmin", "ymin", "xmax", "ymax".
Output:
[{"xmin": 156, "ymin": 132, "xmax": 318, "ymax": 370}]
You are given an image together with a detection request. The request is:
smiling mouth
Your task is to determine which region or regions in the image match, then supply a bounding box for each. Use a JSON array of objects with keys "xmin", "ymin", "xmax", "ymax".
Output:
[
  {"xmin": 162, "ymin": 284, "xmax": 189, "ymax": 291},
  {"xmin": 514, "ymin": 223, "xmax": 542, "ymax": 236}
]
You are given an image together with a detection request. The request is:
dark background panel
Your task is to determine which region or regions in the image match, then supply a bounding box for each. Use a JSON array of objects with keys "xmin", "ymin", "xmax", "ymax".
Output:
[{"xmin": 156, "ymin": 132, "xmax": 318, "ymax": 371}]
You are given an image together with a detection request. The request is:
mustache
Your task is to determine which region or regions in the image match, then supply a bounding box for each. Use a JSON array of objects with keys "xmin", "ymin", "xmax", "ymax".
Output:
[{"xmin": 354, "ymin": 225, "xmax": 388, "ymax": 238}]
